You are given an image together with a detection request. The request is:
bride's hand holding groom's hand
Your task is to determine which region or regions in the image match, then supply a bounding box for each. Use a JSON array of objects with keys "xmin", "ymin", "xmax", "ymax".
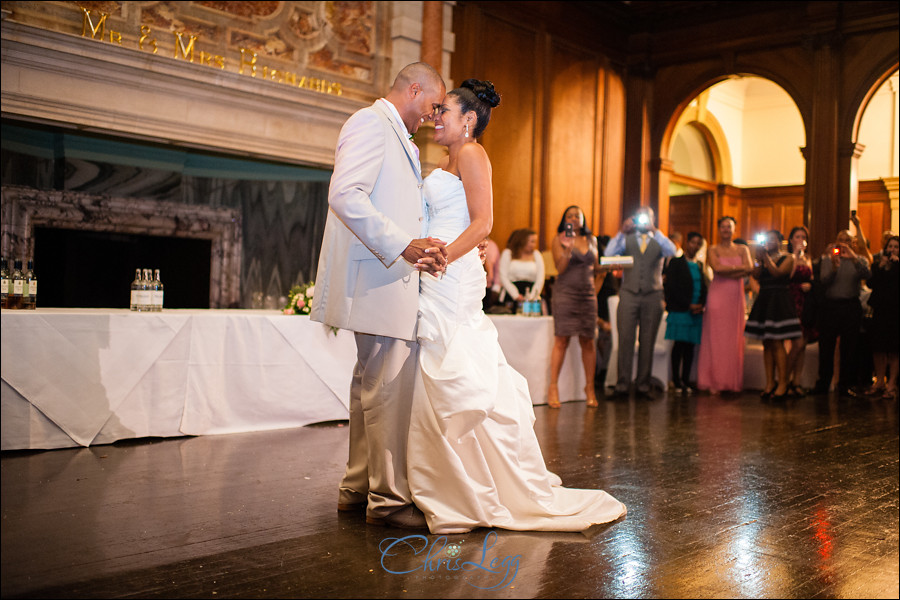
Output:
[{"xmin": 405, "ymin": 237, "xmax": 448, "ymax": 274}]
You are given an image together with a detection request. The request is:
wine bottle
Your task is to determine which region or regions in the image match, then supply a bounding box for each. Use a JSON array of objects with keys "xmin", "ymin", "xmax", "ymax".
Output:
[
  {"xmin": 130, "ymin": 268, "xmax": 142, "ymax": 311},
  {"xmin": 151, "ymin": 269, "xmax": 164, "ymax": 311},
  {"xmin": 139, "ymin": 269, "xmax": 152, "ymax": 311},
  {"xmin": 10, "ymin": 259, "xmax": 24, "ymax": 309},
  {"xmin": 0, "ymin": 257, "xmax": 9, "ymax": 309},
  {"xmin": 23, "ymin": 260, "xmax": 36, "ymax": 310}
]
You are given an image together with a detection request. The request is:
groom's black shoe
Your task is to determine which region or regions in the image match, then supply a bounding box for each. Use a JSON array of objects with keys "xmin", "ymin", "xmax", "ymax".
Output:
[{"xmin": 366, "ymin": 505, "xmax": 428, "ymax": 529}]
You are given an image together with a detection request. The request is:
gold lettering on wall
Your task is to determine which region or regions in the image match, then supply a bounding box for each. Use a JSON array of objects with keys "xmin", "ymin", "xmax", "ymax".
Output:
[
  {"xmin": 173, "ymin": 32, "xmax": 197, "ymax": 62},
  {"xmin": 198, "ymin": 51, "xmax": 226, "ymax": 70},
  {"xmin": 81, "ymin": 9, "xmax": 107, "ymax": 39},
  {"xmin": 139, "ymin": 26, "xmax": 158, "ymax": 54},
  {"xmin": 239, "ymin": 48, "xmax": 258, "ymax": 77},
  {"xmin": 79, "ymin": 8, "xmax": 340, "ymax": 96}
]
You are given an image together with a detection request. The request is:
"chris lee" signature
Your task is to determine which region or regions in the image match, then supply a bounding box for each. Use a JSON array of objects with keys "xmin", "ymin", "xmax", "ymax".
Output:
[{"xmin": 379, "ymin": 531, "xmax": 520, "ymax": 590}]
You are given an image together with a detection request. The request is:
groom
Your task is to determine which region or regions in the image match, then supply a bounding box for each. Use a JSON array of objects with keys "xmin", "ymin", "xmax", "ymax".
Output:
[{"xmin": 310, "ymin": 63, "xmax": 447, "ymax": 529}]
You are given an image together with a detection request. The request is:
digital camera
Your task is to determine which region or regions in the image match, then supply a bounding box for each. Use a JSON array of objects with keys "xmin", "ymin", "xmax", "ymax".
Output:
[{"xmin": 756, "ymin": 233, "xmax": 767, "ymax": 245}]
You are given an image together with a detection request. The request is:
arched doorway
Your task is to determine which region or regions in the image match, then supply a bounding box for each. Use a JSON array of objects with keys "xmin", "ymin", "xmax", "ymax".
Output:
[
  {"xmin": 853, "ymin": 69, "xmax": 899, "ymax": 247},
  {"xmin": 664, "ymin": 77, "xmax": 806, "ymax": 245}
]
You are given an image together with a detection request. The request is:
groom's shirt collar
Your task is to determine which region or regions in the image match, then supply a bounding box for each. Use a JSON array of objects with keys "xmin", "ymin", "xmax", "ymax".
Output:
[{"xmin": 379, "ymin": 98, "xmax": 411, "ymax": 138}]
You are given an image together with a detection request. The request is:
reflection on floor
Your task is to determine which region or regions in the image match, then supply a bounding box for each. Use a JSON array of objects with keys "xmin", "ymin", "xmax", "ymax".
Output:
[{"xmin": 1, "ymin": 389, "xmax": 897, "ymax": 599}]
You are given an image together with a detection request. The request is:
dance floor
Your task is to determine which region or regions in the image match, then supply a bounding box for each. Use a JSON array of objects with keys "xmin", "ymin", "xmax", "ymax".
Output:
[{"xmin": 1, "ymin": 388, "xmax": 897, "ymax": 599}]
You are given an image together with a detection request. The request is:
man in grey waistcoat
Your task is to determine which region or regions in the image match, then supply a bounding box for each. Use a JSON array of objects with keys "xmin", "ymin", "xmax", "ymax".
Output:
[{"xmin": 604, "ymin": 207, "xmax": 676, "ymax": 396}]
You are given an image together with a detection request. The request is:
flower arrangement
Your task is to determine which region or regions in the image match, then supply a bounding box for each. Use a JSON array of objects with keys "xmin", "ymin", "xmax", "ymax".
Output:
[{"xmin": 283, "ymin": 282, "xmax": 315, "ymax": 315}]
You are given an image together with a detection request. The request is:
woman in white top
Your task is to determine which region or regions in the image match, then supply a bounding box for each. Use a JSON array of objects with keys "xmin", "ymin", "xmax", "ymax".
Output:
[{"xmin": 498, "ymin": 228, "xmax": 545, "ymax": 310}]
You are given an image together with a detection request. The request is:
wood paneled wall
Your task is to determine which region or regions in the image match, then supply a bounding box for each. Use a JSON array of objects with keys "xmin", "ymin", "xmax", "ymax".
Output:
[
  {"xmin": 668, "ymin": 180, "xmax": 891, "ymax": 250},
  {"xmin": 452, "ymin": 2, "xmax": 626, "ymax": 252},
  {"xmin": 451, "ymin": 1, "xmax": 897, "ymax": 255}
]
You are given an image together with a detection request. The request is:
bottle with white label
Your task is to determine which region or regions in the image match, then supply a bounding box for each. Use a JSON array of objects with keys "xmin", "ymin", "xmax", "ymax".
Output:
[
  {"xmin": 139, "ymin": 269, "xmax": 152, "ymax": 311},
  {"xmin": 151, "ymin": 269, "xmax": 164, "ymax": 311},
  {"xmin": 130, "ymin": 269, "xmax": 142, "ymax": 311},
  {"xmin": 0, "ymin": 256, "xmax": 9, "ymax": 309},
  {"xmin": 23, "ymin": 260, "xmax": 36, "ymax": 309},
  {"xmin": 10, "ymin": 259, "xmax": 24, "ymax": 309}
]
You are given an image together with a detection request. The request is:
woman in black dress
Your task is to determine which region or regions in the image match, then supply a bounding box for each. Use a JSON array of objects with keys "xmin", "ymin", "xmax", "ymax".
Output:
[
  {"xmin": 745, "ymin": 229, "xmax": 802, "ymax": 399},
  {"xmin": 866, "ymin": 235, "xmax": 899, "ymax": 399}
]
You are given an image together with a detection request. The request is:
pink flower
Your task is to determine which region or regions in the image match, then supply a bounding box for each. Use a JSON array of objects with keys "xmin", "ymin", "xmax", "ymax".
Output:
[
  {"xmin": 283, "ymin": 308, "xmax": 294, "ymax": 315},
  {"xmin": 295, "ymin": 296, "xmax": 306, "ymax": 309}
]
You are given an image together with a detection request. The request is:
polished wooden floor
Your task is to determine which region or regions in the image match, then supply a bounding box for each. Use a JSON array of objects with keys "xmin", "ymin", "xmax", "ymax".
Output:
[{"xmin": 2, "ymin": 388, "xmax": 898, "ymax": 599}]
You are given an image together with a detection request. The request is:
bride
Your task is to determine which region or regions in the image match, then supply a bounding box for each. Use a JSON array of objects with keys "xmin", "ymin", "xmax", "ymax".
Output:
[{"xmin": 409, "ymin": 79, "xmax": 626, "ymax": 535}]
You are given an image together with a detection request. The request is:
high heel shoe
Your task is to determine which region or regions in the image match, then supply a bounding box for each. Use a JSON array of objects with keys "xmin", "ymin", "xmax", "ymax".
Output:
[
  {"xmin": 548, "ymin": 383, "xmax": 561, "ymax": 409},
  {"xmin": 771, "ymin": 385, "xmax": 790, "ymax": 401},
  {"xmin": 789, "ymin": 383, "xmax": 807, "ymax": 397},
  {"xmin": 585, "ymin": 385, "xmax": 598, "ymax": 408}
]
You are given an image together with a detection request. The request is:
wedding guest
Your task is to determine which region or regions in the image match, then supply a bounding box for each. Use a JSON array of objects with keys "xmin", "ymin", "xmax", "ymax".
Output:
[
  {"xmin": 850, "ymin": 212, "xmax": 873, "ymax": 265},
  {"xmin": 697, "ymin": 217, "xmax": 753, "ymax": 395},
  {"xmin": 785, "ymin": 226, "xmax": 817, "ymax": 396},
  {"xmin": 745, "ymin": 229, "xmax": 802, "ymax": 400},
  {"xmin": 812, "ymin": 229, "xmax": 871, "ymax": 397},
  {"xmin": 605, "ymin": 206, "xmax": 676, "ymax": 396},
  {"xmin": 550, "ymin": 205, "xmax": 601, "ymax": 407},
  {"xmin": 498, "ymin": 228, "xmax": 544, "ymax": 311},
  {"xmin": 595, "ymin": 234, "xmax": 618, "ymax": 394},
  {"xmin": 670, "ymin": 231, "xmax": 684, "ymax": 258},
  {"xmin": 482, "ymin": 235, "xmax": 501, "ymax": 312},
  {"xmin": 663, "ymin": 232, "xmax": 707, "ymax": 394},
  {"xmin": 865, "ymin": 235, "xmax": 899, "ymax": 399}
]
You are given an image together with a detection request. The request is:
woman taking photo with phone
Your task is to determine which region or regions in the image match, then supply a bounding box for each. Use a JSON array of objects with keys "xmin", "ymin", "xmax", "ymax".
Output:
[
  {"xmin": 745, "ymin": 229, "xmax": 802, "ymax": 400},
  {"xmin": 549, "ymin": 205, "xmax": 601, "ymax": 408}
]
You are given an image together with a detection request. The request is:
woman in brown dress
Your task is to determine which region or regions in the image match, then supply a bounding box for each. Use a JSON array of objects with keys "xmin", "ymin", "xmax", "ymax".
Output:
[{"xmin": 549, "ymin": 205, "xmax": 601, "ymax": 408}]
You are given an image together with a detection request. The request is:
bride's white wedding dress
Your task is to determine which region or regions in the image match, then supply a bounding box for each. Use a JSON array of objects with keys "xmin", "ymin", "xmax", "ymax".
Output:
[{"xmin": 409, "ymin": 168, "xmax": 627, "ymax": 534}]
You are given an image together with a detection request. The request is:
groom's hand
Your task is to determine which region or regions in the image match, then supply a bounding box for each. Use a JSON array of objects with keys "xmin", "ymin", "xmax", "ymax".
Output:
[
  {"xmin": 404, "ymin": 237, "xmax": 447, "ymax": 274},
  {"xmin": 477, "ymin": 239, "xmax": 488, "ymax": 263}
]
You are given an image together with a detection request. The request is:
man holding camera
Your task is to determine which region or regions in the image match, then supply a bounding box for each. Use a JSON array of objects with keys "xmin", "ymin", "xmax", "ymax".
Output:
[
  {"xmin": 605, "ymin": 207, "xmax": 677, "ymax": 396},
  {"xmin": 812, "ymin": 228, "xmax": 872, "ymax": 397}
]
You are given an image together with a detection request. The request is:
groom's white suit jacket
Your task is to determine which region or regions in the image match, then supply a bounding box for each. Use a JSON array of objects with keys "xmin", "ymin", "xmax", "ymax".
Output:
[{"xmin": 310, "ymin": 100, "xmax": 425, "ymax": 341}]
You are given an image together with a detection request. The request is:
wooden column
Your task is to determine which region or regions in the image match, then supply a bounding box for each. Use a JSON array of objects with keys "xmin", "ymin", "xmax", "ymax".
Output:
[
  {"xmin": 650, "ymin": 157, "xmax": 674, "ymax": 235},
  {"xmin": 622, "ymin": 68, "xmax": 653, "ymax": 219},
  {"xmin": 416, "ymin": 1, "xmax": 445, "ymax": 177},
  {"xmin": 842, "ymin": 141, "xmax": 865, "ymax": 228},
  {"xmin": 421, "ymin": 1, "xmax": 443, "ymax": 72},
  {"xmin": 803, "ymin": 33, "xmax": 841, "ymax": 255}
]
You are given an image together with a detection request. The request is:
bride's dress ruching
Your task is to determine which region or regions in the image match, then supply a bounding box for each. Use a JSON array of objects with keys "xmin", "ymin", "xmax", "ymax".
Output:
[{"xmin": 409, "ymin": 168, "xmax": 626, "ymax": 534}]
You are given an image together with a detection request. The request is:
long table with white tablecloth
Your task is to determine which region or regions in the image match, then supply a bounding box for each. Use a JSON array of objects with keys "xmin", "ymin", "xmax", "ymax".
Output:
[
  {"xmin": 1, "ymin": 305, "xmax": 819, "ymax": 451},
  {"xmin": 1, "ymin": 309, "xmax": 588, "ymax": 450}
]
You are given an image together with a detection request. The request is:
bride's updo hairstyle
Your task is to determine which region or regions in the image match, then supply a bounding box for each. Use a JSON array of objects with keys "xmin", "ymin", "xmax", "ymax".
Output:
[{"xmin": 450, "ymin": 79, "xmax": 500, "ymax": 139}]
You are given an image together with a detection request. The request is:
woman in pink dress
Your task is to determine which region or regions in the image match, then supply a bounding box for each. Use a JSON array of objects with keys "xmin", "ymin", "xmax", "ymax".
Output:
[{"xmin": 697, "ymin": 216, "xmax": 754, "ymax": 394}]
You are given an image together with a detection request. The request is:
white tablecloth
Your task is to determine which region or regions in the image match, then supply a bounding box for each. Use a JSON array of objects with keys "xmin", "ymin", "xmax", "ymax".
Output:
[{"xmin": 1, "ymin": 310, "xmax": 586, "ymax": 450}]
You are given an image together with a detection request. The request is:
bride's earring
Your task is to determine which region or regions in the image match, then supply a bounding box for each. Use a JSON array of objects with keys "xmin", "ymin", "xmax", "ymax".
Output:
[{"xmin": 465, "ymin": 123, "xmax": 469, "ymax": 138}]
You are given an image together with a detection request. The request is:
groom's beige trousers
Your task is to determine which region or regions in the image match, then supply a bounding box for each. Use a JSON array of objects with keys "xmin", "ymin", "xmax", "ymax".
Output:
[{"xmin": 340, "ymin": 332, "xmax": 422, "ymax": 519}]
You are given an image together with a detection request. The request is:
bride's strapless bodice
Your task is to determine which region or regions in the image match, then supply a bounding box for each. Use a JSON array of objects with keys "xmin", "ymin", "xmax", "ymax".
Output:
[{"xmin": 423, "ymin": 168, "xmax": 470, "ymax": 243}]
